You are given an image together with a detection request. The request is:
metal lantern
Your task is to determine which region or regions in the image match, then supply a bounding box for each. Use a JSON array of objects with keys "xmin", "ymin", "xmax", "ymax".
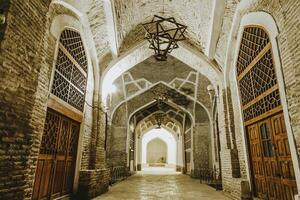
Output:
[
  {"xmin": 142, "ymin": 15, "xmax": 187, "ymax": 61},
  {"xmin": 154, "ymin": 111, "xmax": 165, "ymax": 129}
]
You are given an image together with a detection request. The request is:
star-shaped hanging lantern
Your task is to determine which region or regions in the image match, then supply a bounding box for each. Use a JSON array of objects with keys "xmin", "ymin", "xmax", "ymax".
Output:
[{"xmin": 142, "ymin": 15, "xmax": 187, "ymax": 61}]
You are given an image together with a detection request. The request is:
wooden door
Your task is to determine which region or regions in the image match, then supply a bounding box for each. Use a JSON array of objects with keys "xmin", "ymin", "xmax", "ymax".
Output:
[
  {"xmin": 258, "ymin": 118, "xmax": 282, "ymax": 200},
  {"xmin": 247, "ymin": 113, "xmax": 297, "ymax": 199},
  {"xmin": 271, "ymin": 113, "xmax": 297, "ymax": 199},
  {"xmin": 32, "ymin": 109, "xmax": 80, "ymax": 200},
  {"xmin": 247, "ymin": 123, "xmax": 268, "ymax": 199}
]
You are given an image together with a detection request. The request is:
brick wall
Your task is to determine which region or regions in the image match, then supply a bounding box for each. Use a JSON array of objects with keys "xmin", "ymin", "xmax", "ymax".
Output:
[
  {"xmin": 77, "ymin": 169, "xmax": 110, "ymax": 199},
  {"xmin": 0, "ymin": 0, "xmax": 111, "ymax": 199},
  {"xmin": 0, "ymin": 1, "xmax": 53, "ymax": 199}
]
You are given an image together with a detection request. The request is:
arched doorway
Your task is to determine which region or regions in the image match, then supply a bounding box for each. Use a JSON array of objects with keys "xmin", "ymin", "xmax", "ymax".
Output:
[
  {"xmin": 32, "ymin": 29, "xmax": 88, "ymax": 200},
  {"xmin": 236, "ymin": 26, "xmax": 297, "ymax": 199},
  {"xmin": 141, "ymin": 128, "xmax": 177, "ymax": 172},
  {"xmin": 147, "ymin": 138, "xmax": 168, "ymax": 166}
]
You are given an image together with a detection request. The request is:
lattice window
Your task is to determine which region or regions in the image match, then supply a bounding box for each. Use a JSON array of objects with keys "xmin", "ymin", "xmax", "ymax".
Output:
[
  {"xmin": 251, "ymin": 50, "xmax": 277, "ymax": 97},
  {"xmin": 236, "ymin": 26, "xmax": 281, "ymax": 123},
  {"xmin": 51, "ymin": 29, "xmax": 88, "ymax": 111},
  {"xmin": 68, "ymin": 85, "xmax": 85, "ymax": 111},
  {"xmin": 60, "ymin": 29, "xmax": 87, "ymax": 72},
  {"xmin": 56, "ymin": 49, "xmax": 73, "ymax": 80},
  {"xmin": 51, "ymin": 72, "xmax": 69, "ymax": 103},
  {"xmin": 237, "ymin": 27, "xmax": 270, "ymax": 76}
]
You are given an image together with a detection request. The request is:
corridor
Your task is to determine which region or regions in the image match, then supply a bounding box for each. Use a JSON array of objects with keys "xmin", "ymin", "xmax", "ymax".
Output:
[
  {"xmin": 1, "ymin": 0, "xmax": 300, "ymax": 199},
  {"xmin": 95, "ymin": 174, "xmax": 230, "ymax": 200}
]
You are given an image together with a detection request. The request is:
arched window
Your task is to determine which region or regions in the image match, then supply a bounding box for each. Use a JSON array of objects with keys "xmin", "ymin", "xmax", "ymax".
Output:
[
  {"xmin": 236, "ymin": 26, "xmax": 297, "ymax": 199},
  {"xmin": 237, "ymin": 26, "xmax": 279, "ymax": 123},
  {"xmin": 51, "ymin": 29, "xmax": 87, "ymax": 111}
]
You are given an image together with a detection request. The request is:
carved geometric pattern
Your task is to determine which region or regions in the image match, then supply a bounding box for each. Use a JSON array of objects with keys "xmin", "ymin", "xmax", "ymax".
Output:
[
  {"xmin": 251, "ymin": 50, "xmax": 277, "ymax": 97},
  {"xmin": 51, "ymin": 72, "xmax": 69, "ymax": 103},
  {"xmin": 237, "ymin": 26, "xmax": 280, "ymax": 122},
  {"xmin": 245, "ymin": 89, "xmax": 281, "ymax": 121},
  {"xmin": 68, "ymin": 123, "xmax": 80, "ymax": 156},
  {"xmin": 40, "ymin": 110, "xmax": 60, "ymax": 155},
  {"xmin": 239, "ymin": 71, "xmax": 254, "ymax": 105},
  {"xmin": 60, "ymin": 29, "xmax": 87, "ymax": 72},
  {"xmin": 56, "ymin": 49, "xmax": 73, "ymax": 80},
  {"xmin": 51, "ymin": 29, "xmax": 87, "ymax": 112},
  {"xmin": 40, "ymin": 109, "xmax": 80, "ymax": 157},
  {"xmin": 68, "ymin": 85, "xmax": 85, "ymax": 111},
  {"xmin": 71, "ymin": 66, "xmax": 86, "ymax": 92},
  {"xmin": 237, "ymin": 26, "xmax": 270, "ymax": 76},
  {"xmin": 57, "ymin": 119, "xmax": 69, "ymax": 155}
]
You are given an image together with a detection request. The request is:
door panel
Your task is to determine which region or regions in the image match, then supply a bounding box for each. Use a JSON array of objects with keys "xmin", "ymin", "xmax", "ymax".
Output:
[
  {"xmin": 247, "ymin": 113, "xmax": 297, "ymax": 200},
  {"xmin": 271, "ymin": 113, "xmax": 297, "ymax": 199},
  {"xmin": 247, "ymin": 123, "xmax": 267, "ymax": 198},
  {"xmin": 32, "ymin": 109, "xmax": 80, "ymax": 200}
]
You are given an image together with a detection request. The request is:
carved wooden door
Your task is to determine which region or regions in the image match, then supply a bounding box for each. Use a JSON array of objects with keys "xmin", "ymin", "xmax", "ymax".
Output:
[
  {"xmin": 247, "ymin": 113, "xmax": 297, "ymax": 199},
  {"xmin": 270, "ymin": 113, "xmax": 297, "ymax": 199},
  {"xmin": 32, "ymin": 109, "xmax": 80, "ymax": 200},
  {"xmin": 247, "ymin": 123, "xmax": 268, "ymax": 199},
  {"xmin": 258, "ymin": 118, "xmax": 282, "ymax": 200}
]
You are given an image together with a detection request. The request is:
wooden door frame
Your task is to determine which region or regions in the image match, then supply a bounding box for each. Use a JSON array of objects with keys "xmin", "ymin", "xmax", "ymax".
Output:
[{"xmin": 245, "ymin": 123, "xmax": 259, "ymax": 197}]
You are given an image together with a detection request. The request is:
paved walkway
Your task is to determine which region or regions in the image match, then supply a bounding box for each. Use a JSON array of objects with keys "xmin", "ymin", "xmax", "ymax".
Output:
[{"xmin": 94, "ymin": 174, "xmax": 231, "ymax": 200}]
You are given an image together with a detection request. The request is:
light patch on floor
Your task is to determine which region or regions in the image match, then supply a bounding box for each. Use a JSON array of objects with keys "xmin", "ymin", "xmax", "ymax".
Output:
[{"xmin": 94, "ymin": 174, "xmax": 231, "ymax": 200}]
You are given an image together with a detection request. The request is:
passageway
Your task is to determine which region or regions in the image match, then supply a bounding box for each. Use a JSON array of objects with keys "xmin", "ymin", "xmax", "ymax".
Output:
[
  {"xmin": 94, "ymin": 174, "xmax": 230, "ymax": 200},
  {"xmin": 1, "ymin": 1, "xmax": 300, "ymax": 200}
]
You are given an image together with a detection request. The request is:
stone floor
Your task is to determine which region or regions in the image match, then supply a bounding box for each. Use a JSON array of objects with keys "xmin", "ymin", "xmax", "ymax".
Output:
[{"xmin": 94, "ymin": 174, "xmax": 231, "ymax": 200}]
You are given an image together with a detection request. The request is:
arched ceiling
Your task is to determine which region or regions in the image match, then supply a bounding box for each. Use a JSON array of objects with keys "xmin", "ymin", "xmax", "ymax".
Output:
[
  {"xmin": 111, "ymin": 82, "xmax": 211, "ymax": 138},
  {"xmin": 135, "ymin": 112, "xmax": 183, "ymax": 136},
  {"xmin": 132, "ymin": 101, "xmax": 185, "ymax": 125},
  {"xmin": 109, "ymin": 55, "xmax": 215, "ymax": 115},
  {"xmin": 113, "ymin": 0, "xmax": 214, "ymax": 53},
  {"xmin": 111, "ymin": 83, "xmax": 196, "ymax": 125},
  {"xmin": 129, "ymin": 100, "xmax": 191, "ymax": 136}
]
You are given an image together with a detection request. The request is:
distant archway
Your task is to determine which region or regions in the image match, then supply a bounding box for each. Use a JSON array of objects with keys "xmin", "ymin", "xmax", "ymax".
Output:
[
  {"xmin": 147, "ymin": 138, "xmax": 167, "ymax": 165},
  {"xmin": 141, "ymin": 128, "xmax": 177, "ymax": 171}
]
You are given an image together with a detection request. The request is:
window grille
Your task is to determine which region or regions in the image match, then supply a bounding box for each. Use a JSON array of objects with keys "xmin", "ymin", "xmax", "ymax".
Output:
[
  {"xmin": 51, "ymin": 29, "xmax": 88, "ymax": 111},
  {"xmin": 236, "ymin": 26, "xmax": 280, "ymax": 123}
]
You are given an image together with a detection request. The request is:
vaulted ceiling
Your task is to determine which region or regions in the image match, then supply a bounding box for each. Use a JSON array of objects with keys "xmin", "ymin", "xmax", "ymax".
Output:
[
  {"xmin": 109, "ymin": 55, "xmax": 214, "ymax": 117},
  {"xmin": 113, "ymin": 0, "xmax": 214, "ymax": 54}
]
